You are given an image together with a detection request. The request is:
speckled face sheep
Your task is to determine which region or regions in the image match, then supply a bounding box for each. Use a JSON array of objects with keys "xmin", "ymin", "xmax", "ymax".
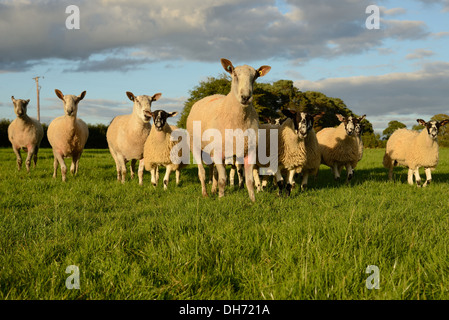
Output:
[
  {"xmin": 143, "ymin": 109, "xmax": 186, "ymax": 190},
  {"xmin": 106, "ymin": 91, "xmax": 161, "ymax": 185},
  {"xmin": 274, "ymin": 110, "xmax": 321, "ymax": 196},
  {"xmin": 317, "ymin": 114, "xmax": 366, "ymax": 183},
  {"xmin": 47, "ymin": 89, "xmax": 89, "ymax": 182},
  {"xmin": 186, "ymin": 58, "xmax": 271, "ymax": 202},
  {"xmin": 7, "ymin": 96, "xmax": 44, "ymax": 172},
  {"xmin": 383, "ymin": 118, "xmax": 449, "ymax": 187}
]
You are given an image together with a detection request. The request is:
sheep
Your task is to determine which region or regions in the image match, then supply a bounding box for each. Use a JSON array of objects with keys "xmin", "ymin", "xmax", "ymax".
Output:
[
  {"xmin": 186, "ymin": 58, "xmax": 271, "ymax": 202},
  {"xmin": 106, "ymin": 91, "xmax": 161, "ymax": 185},
  {"xmin": 317, "ymin": 114, "xmax": 366, "ymax": 183},
  {"xmin": 7, "ymin": 96, "xmax": 44, "ymax": 172},
  {"xmin": 47, "ymin": 89, "xmax": 89, "ymax": 182},
  {"xmin": 383, "ymin": 118, "xmax": 449, "ymax": 187},
  {"xmin": 143, "ymin": 110, "xmax": 187, "ymax": 189},
  {"xmin": 283, "ymin": 110, "xmax": 322, "ymax": 192}
]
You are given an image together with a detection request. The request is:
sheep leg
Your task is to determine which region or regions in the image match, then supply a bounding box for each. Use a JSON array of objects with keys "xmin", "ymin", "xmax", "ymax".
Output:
[
  {"xmin": 407, "ymin": 168, "xmax": 414, "ymax": 185},
  {"xmin": 71, "ymin": 153, "xmax": 80, "ymax": 175},
  {"xmin": 33, "ymin": 146, "xmax": 39, "ymax": 168},
  {"xmin": 150, "ymin": 165, "xmax": 158, "ymax": 187},
  {"xmin": 175, "ymin": 169, "xmax": 180, "ymax": 186},
  {"xmin": 197, "ymin": 163, "xmax": 209, "ymax": 198},
  {"xmin": 275, "ymin": 169, "xmax": 285, "ymax": 196},
  {"xmin": 237, "ymin": 164, "xmax": 244, "ymax": 188},
  {"xmin": 130, "ymin": 159, "xmax": 137, "ymax": 180},
  {"xmin": 208, "ymin": 165, "xmax": 213, "ymax": 184},
  {"xmin": 13, "ymin": 146, "xmax": 22, "ymax": 171},
  {"xmin": 388, "ymin": 165, "xmax": 393, "ymax": 181},
  {"xmin": 229, "ymin": 165, "xmax": 236, "ymax": 187},
  {"xmin": 215, "ymin": 163, "xmax": 227, "ymax": 198},
  {"xmin": 301, "ymin": 173, "xmax": 309, "ymax": 191},
  {"xmin": 163, "ymin": 165, "xmax": 173, "ymax": 190},
  {"xmin": 285, "ymin": 170, "xmax": 295, "ymax": 196},
  {"xmin": 25, "ymin": 146, "xmax": 35, "ymax": 173},
  {"xmin": 138, "ymin": 159, "xmax": 145, "ymax": 186},
  {"xmin": 109, "ymin": 148, "xmax": 121, "ymax": 181},
  {"xmin": 333, "ymin": 163, "xmax": 340, "ymax": 180},
  {"xmin": 244, "ymin": 162, "xmax": 255, "ymax": 202},
  {"xmin": 54, "ymin": 152, "xmax": 67, "ymax": 182},
  {"xmin": 423, "ymin": 168, "xmax": 432, "ymax": 187},
  {"xmin": 414, "ymin": 169, "xmax": 422, "ymax": 187},
  {"xmin": 253, "ymin": 168, "xmax": 261, "ymax": 192},
  {"xmin": 211, "ymin": 165, "xmax": 218, "ymax": 194},
  {"xmin": 117, "ymin": 155, "xmax": 127, "ymax": 184},
  {"xmin": 346, "ymin": 164, "xmax": 354, "ymax": 183},
  {"xmin": 52, "ymin": 152, "xmax": 59, "ymax": 178}
]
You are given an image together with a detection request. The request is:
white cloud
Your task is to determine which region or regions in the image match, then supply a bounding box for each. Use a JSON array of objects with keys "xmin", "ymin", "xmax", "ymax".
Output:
[
  {"xmin": 406, "ymin": 48, "xmax": 435, "ymax": 60},
  {"xmin": 294, "ymin": 61, "xmax": 449, "ymax": 132},
  {"xmin": 0, "ymin": 0, "xmax": 432, "ymax": 72}
]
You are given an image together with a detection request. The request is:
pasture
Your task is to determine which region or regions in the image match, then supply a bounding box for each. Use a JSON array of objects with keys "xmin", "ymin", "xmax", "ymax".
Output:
[{"xmin": 1, "ymin": 147, "xmax": 449, "ymax": 300}]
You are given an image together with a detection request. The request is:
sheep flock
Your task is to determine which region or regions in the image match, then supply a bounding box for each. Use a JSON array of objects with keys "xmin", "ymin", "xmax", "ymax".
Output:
[{"xmin": 6, "ymin": 58, "xmax": 449, "ymax": 202}]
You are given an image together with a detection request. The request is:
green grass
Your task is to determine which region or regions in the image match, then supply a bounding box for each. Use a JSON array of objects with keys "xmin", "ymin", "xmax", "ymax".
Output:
[{"xmin": 1, "ymin": 147, "xmax": 449, "ymax": 300}]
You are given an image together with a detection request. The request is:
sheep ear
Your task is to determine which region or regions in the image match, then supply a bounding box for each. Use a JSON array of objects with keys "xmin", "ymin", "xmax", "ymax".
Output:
[
  {"xmin": 55, "ymin": 89, "xmax": 64, "ymax": 100},
  {"xmin": 282, "ymin": 109, "xmax": 296, "ymax": 119},
  {"xmin": 256, "ymin": 65, "xmax": 271, "ymax": 78},
  {"xmin": 152, "ymin": 93, "xmax": 162, "ymax": 101},
  {"xmin": 11, "ymin": 96, "xmax": 16, "ymax": 103},
  {"xmin": 336, "ymin": 114, "xmax": 345, "ymax": 122},
  {"xmin": 417, "ymin": 119, "xmax": 426, "ymax": 126},
  {"xmin": 126, "ymin": 91, "xmax": 135, "ymax": 101},
  {"xmin": 439, "ymin": 119, "xmax": 449, "ymax": 127},
  {"xmin": 221, "ymin": 58, "xmax": 234, "ymax": 74},
  {"xmin": 359, "ymin": 115, "xmax": 366, "ymax": 121},
  {"xmin": 78, "ymin": 91, "xmax": 86, "ymax": 101},
  {"xmin": 25, "ymin": 99, "xmax": 30, "ymax": 106},
  {"xmin": 168, "ymin": 111, "xmax": 178, "ymax": 118}
]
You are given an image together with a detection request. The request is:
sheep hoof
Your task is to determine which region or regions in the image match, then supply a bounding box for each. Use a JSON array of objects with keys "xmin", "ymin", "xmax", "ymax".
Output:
[
  {"xmin": 277, "ymin": 181, "xmax": 284, "ymax": 196},
  {"xmin": 286, "ymin": 183, "xmax": 292, "ymax": 197},
  {"xmin": 416, "ymin": 180, "xmax": 422, "ymax": 187},
  {"xmin": 348, "ymin": 173, "xmax": 353, "ymax": 181},
  {"xmin": 423, "ymin": 179, "xmax": 431, "ymax": 187}
]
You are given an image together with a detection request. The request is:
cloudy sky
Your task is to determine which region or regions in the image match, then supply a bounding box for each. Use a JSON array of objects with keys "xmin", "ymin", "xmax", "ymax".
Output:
[{"xmin": 1, "ymin": 0, "xmax": 448, "ymax": 134}]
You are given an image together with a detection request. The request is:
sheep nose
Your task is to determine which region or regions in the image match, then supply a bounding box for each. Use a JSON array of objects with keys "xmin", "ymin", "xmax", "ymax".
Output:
[{"xmin": 240, "ymin": 95, "xmax": 251, "ymax": 104}]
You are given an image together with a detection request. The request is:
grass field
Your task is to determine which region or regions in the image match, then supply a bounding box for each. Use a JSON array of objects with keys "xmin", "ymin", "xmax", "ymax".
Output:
[{"xmin": 1, "ymin": 147, "xmax": 449, "ymax": 300}]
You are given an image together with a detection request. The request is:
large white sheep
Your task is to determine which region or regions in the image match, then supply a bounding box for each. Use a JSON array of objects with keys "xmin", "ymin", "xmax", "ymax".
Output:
[
  {"xmin": 383, "ymin": 118, "xmax": 449, "ymax": 187},
  {"xmin": 47, "ymin": 89, "xmax": 89, "ymax": 182},
  {"xmin": 106, "ymin": 91, "xmax": 161, "ymax": 185},
  {"xmin": 7, "ymin": 96, "xmax": 44, "ymax": 172},
  {"xmin": 143, "ymin": 110, "xmax": 187, "ymax": 189},
  {"xmin": 186, "ymin": 58, "xmax": 271, "ymax": 202},
  {"xmin": 317, "ymin": 114, "xmax": 366, "ymax": 182}
]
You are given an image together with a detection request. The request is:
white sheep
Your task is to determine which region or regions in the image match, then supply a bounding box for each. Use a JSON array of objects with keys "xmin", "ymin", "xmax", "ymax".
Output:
[
  {"xmin": 317, "ymin": 114, "xmax": 366, "ymax": 182},
  {"xmin": 7, "ymin": 96, "xmax": 44, "ymax": 172},
  {"xmin": 186, "ymin": 58, "xmax": 271, "ymax": 202},
  {"xmin": 383, "ymin": 118, "xmax": 449, "ymax": 187},
  {"xmin": 143, "ymin": 110, "xmax": 186, "ymax": 189},
  {"xmin": 47, "ymin": 89, "xmax": 89, "ymax": 181},
  {"xmin": 106, "ymin": 91, "xmax": 161, "ymax": 185}
]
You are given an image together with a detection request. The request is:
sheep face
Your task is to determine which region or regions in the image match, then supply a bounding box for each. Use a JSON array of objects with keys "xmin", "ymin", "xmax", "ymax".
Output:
[
  {"xmin": 11, "ymin": 96, "xmax": 30, "ymax": 118},
  {"xmin": 151, "ymin": 110, "xmax": 178, "ymax": 131},
  {"xmin": 282, "ymin": 109, "xmax": 314, "ymax": 139},
  {"xmin": 337, "ymin": 114, "xmax": 365, "ymax": 137},
  {"xmin": 55, "ymin": 89, "xmax": 86, "ymax": 117},
  {"xmin": 417, "ymin": 119, "xmax": 449, "ymax": 140},
  {"xmin": 221, "ymin": 58, "xmax": 271, "ymax": 106},
  {"xmin": 127, "ymin": 91, "xmax": 162, "ymax": 123}
]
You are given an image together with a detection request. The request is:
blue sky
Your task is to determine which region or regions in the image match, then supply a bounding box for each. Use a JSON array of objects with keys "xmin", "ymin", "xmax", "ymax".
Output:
[{"xmin": 1, "ymin": 0, "xmax": 448, "ymax": 134}]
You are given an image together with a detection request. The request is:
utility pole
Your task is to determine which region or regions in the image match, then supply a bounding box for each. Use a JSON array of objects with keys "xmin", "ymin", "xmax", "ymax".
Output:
[{"xmin": 32, "ymin": 76, "xmax": 42, "ymax": 122}]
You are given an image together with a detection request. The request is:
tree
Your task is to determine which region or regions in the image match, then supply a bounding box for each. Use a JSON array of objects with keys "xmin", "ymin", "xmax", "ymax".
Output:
[
  {"xmin": 382, "ymin": 120, "xmax": 406, "ymax": 140},
  {"xmin": 177, "ymin": 76, "xmax": 374, "ymax": 136}
]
